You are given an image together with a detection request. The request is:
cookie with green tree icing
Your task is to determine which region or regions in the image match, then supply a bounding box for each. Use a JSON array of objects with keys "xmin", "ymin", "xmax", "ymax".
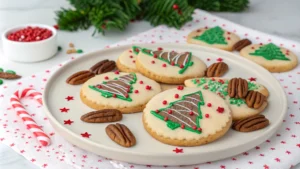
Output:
[
  {"xmin": 136, "ymin": 47, "xmax": 207, "ymax": 84},
  {"xmin": 143, "ymin": 87, "xmax": 232, "ymax": 146},
  {"xmin": 116, "ymin": 46, "xmax": 142, "ymax": 73},
  {"xmin": 184, "ymin": 77, "xmax": 269, "ymax": 121},
  {"xmin": 240, "ymin": 43, "xmax": 298, "ymax": 72},
  {"xmin": 187, "ymin": 26, "xmax": 240, "ymax": 51},
  {"xmin": 80, "ymin": 72, "xmax": 161, "ymax": 113}
]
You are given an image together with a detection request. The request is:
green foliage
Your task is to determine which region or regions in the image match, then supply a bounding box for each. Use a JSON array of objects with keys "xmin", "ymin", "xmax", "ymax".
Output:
[{"xmin": 55, "ymin": 0, "xmax": 249, "ymax": 35}]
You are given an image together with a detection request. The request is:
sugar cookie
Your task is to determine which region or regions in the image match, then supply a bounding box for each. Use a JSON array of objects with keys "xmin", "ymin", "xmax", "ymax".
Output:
[{"xmin": 116, "ymin": 46, "xmax": 142, "ymax": 73}]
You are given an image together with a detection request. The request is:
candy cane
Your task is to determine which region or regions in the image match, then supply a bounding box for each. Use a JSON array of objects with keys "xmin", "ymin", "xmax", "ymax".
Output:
[{"xmin": 10, "ymin": 88, "xmax": 50, "ymax": 146}]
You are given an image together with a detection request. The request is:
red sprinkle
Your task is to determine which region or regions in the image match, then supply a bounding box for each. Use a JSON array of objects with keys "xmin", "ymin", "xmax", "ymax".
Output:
[
  {"xmin": 218, "ymin": 79, "xmax": 224, "ymax": 84},
  {"xmin": 96, "ymin": 85, "xmax": 102, "ymax": 89},
  {"xmin": 211, "ymin": 78, "xmax": 215, "ymax": 81},
  {"xmin": 7, "ymin": 26, "xmax": 53, "ymax": 42},
  {"xmin": 129, "ymin": 50, "xmax": 132, "ymax": 53},
  {"xmin": 53, "ymin": 25, "xmax": 59, "ymax": 30},
  {"xmin": 164, "ymin": 117, "xmax": 168, "ymax": 121},
  {"xmin": 134, "ymin": 90, "xmax": 139, "ymax": 94},
  {"xmin": 168, "ymin": 110, "xmax": 172, "ymax": 114},
  {"xmin": 181, "ymin": 124, "xmax": 185, "ymax": 129},
  {"xmin": 157, "ymin": 47, "xmax": 163, "ymax": 51},
  {"xmin": 113, "ymin": 94, "xmax": 117, "ymax": 98},
  {"xmin": 192, "ymin": 126, "xmax": 197, "ymax": 130},
  {"xmin": 227, "ymin": 37, "xmax": 231, "ymax": 40},
  {"xmin": 126, "ymin": 88, "xmax": 131, "ymax": 92},
  {"xmin": 153, "ymin": 54, "xmax": 158, "ymax": 58},
  {"xmin": 135, "ymin": 48, "xmax": 139, "ymax": 52},
  {"xmin": 129, "ymin": 55, "xmax": 133, "ymax": 58},
  {"xmin": 180, "ymin": 64, "xmax": 184, "ymax": 68},
  {"xmin": 146, "ymin": 85, "xmax": 152, "ymax": 90},
  {"xmin": 196, "ymin": 29, "xmax": 201, "ymax": 33},
  {"xmin": 155, "ymin": 109, "xmax": 159, "ymax": 113},
  {"xmin": 139, "ymin": 80, "xmax": 144, "ymax": 84},
  {"xmin": 162, "ymin": 100, "xmax": 167, "ymax": 105},
  {"xmin": 217, "ymin": 58, "xmax": 223, "ymax": 62},
  {"xmin": 104, "ymin": 76, "xmax": 109, "ymax": 80},
  {"xmin": 205, "ymin": 114, "xmax": 210, "ymax": 118},
  {"xmin": 125, "ymin": 94, "xmax": 129, "ymax": 98},
  {"xmin": 207, "ymin": 103, "xmax": 212, "ymax": 107},
  {"xmin": 189, "ymin": 111, "xmax": 194, "ymax": 116},
  {"xmin": 197, "ymin": 128, "xmax": 202, "ymax": 131},
  {"xmin": 151, "ymin": 60, "xmax": 155, "ymax": 64},
  {"xmin": 132, "ymin": 60, "xmax": 136, "ymax": 63},
  {"xmin": 114, "ymin": 70, "xmax": 119, "ymax": 74},
  {"xmin": 174, "ymin": 94, "xmax": 179, "ymax": 98},
  {"xmin": 171, "ymin": 61, "xmax": 175, "ymax": 66},
  {"xmin": 162, "ymin": 64, "xmax": 167, "ymax": 67},
  {"xmin": 217, "ymin": 107, "xmax": 224, "ymax": 113},
  {"xmin": 177, "ymin": 86, "xmax": 184, "ymax": 90}
]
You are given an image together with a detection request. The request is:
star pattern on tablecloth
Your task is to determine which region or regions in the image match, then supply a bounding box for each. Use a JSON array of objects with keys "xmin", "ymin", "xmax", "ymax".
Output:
[
  {"xmin": 60, "ymin": 107, "xmax": 69, "ymax": 113},
  {"xmin": 65, "ymin": 96, "xmax": 74, "ymax": 101},
  {"xmin": 173, "ymin": 148, "xmax": 183, "ymax": 154},
  {"xmin": 81, "ymin": 132, "xmax": 91, "ymax": 138},
  {"xmin": 63, "ymin": 119, "xmax": 73, "ymax": 125}
]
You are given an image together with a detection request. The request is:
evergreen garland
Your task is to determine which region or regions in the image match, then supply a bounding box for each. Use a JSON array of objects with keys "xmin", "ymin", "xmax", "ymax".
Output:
[{"xmin": 55, "ymin": 0, "xmax": 249, "ymax": 35}]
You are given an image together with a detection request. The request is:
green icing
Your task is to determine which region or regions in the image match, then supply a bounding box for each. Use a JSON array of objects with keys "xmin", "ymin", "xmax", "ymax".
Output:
[
  {"xmin": 5, "ymin": 70, "xmax": 16, "ymax": 75},
  {"xmin": 192, "ymin": 78, "xmax": 207, "ymax": 87},
  {"xmin": 249, "ymin": 43, "xmax": 290, "ymax": 61},
  {"xmin": 193, "ymin": 26, "xmax": 227, "ymax": 45},
  {"xmin": 248, "ymin": 82, "xmax": 259, "ymax": 90},
  {"xmin": 141, "ymin": 48, "xmax": 194, "ymax": 74},
  {"xmin": 89, "ymin": 73, "xmax": 137, "ymax": 102},
  {"xmin": 0, "ymin": 68, "xmax": 3, "ymax": 72},
  {"xmin": 229, "ymin": 98, "xmax": 246, "ymax": 106},
  {"xmin": 132, "ymin": 46, "xmax": 142, "ymax": 55},
  {"xmin": 150, "ymin": 91, "xmax": 205, "ymax": 134},
  {"xmin": 0, "ymin": 79, "xmax": 3, "ymax": 85},
  {"xmin": 76, "ymin": 49, "xmax": 83, "ymax": 53}
]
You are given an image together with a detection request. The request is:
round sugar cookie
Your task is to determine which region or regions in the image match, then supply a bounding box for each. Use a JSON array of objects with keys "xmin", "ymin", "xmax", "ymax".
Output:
[
  {"xmin": 116, "ymin": 46, "xmax": 142, "ymax": 73},
  {"xmin": 143, "ymin": 87, "xmax": 232, "ymax": 147},
  {"xmin": 187, "ymin": 26, "xmax": 240, "ymax": 51},
  {"xmin": 184, "ymin": 77, "xmax": 269, "ymax": 121},
  {"xmin": 136, "ymin": 48, "xmax": 207, "ymax": 84},
  {"xmin": 80, "ymin": 72, "xmax": 161, "ymax": 113},
  {"xmin": 240, "ymin": 43, "xmax": 298, "ymax": 72}
]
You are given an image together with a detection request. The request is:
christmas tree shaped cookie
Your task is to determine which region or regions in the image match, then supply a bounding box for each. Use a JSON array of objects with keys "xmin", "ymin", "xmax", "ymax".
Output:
[
  {"xmin": 143, "ymin": 87, "xmax": 232, "ymax": 146},
  {"xmin": 240, "ymin": 43, "xmax": 298, "ymax": 72},
  {"xmin": 187, "ymin": 26, "xmax": 240, "ymax": 51},
  {"xmin": 116, "ymin": 46, "xmax": 142, "ymax": 73},
  {"xmin": 136, "ymin": 47, "xmax": 207, "ymax": 84},
  {"xmin": 80, "ymin": 72, "xmax": 161, "ymax": 113},
  {"xmin": 184, "ymin": 77, "xmax": 269, "ymax": 120}
]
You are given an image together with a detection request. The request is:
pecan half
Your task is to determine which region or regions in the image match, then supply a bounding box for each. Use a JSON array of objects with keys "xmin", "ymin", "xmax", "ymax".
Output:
[
  {"xmin": 206, "ymin": 62, "xmax": 228, "ymax": 77},
  {"xmin": 245, "ymin": 91, "xmax": 266, "ymax": 109},
  {"xmin": 228, "ymin": 78, "xmax": 248, "ymax": 98},
  {"xmin": 66, "ymin": 70, "xmax": 95, "ymax": 85},
  {"xmin": 81, "ymin": 109, "xmax": 122, "ymax": 123},
  {"xmin": 232, "ymin": 114, "xmax": 269, "ymax": 132},
  {"xmin": 106, "ymin": 123, "xmax": 136, "ymax": 147},
  {"xmin": 0, "ymin": 72, "xmax": 21, "ymax": 79},
  {"xmin": 233, "ymin": 39, "xmax": 252, "ymax": 51},
  {"xmin": 89, "ymin": 60, "xmax": 116, "ymax": 74}
]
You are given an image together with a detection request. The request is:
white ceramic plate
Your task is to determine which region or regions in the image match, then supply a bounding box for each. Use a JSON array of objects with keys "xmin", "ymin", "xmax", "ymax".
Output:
[{"xmin": 43, "ymin": 43, "xmax": 287, "ymax": 166}]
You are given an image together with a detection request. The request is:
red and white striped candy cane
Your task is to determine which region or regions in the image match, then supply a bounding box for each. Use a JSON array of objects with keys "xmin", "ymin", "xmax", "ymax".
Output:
[{"xmin": 10, "ymin": 88, "xmax": 51, "ymax": 146}]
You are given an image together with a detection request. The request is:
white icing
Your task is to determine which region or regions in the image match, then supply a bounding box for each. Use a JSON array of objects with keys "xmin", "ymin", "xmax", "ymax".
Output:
[
  {"xmin": 143, "ymin": 87, "xmax": 231, "ymax": 140},
  {"xmin": 81, "ymin": 72, "xmax": 161, "ymax": 107},
  {"xmin": 137, "ymin": 51, "xmax": 207, "ymax": 78}
]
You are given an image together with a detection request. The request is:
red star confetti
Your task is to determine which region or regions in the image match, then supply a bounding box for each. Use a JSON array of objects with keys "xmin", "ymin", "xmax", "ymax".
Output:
[
  {"xmin": 64, "ymin": 119, "xmax": 74, "ymax": 125},
  {"xmin": 216, "ymin": 58, "xmax": 223, "ymax": 62},
  {"xmin": 173, "ymin": 147, "xmax": 183, "ymax": 153},
  {"xmin": 60, "ymin": 107, "xmax": 69, "ymax": 113},
  {"xmin": 81, "ymin": 132, "xmax": 91, "ymax": 138},
  {"xmin": 65, "ymin": 96, "xmax": 74, "ymax": 101},
  {"xmin": 248, "ymin": 77, "xmax": 256, "ymax": 81}
]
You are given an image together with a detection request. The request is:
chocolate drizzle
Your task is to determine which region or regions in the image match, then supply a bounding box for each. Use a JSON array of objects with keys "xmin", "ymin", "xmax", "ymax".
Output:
[{"xmin": 153, "ymin": 51, "xmax": 190, "ymax": 67}]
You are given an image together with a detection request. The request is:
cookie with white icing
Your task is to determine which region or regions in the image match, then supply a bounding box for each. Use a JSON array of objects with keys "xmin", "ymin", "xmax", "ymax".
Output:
[
  {"xmin": 143, "ymin": 87, "xmax": 232, "ymax": 146},
  {"xmin": 116, "ymin": 46, "xmax": 142, "ymax": 73},
  {"xmin": 184, "ymin": 77, "xmax": 269, "ymax": 120},
  {"xmin": 240, "ymin": 43, "xmax": 298, "ymax": 72},
  {"xmin": 160, "ymin": 83, "xmax": 178, "ymax": 91},
  {"xmin": 136, "ymin": 48, "xmax": 207, "ymax": 84},
  {"xmin": 187, "ymin": 26, "xmax": 240, "ymax": 51},
  {"xmin": 80, "ymin": 72, "xmax": 161, "ymax": 113}
]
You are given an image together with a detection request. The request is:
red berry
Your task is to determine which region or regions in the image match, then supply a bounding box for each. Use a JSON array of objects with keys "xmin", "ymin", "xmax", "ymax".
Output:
[
  {"xmin": 217, "ymin": 107, "xmax": 224, "ymax": 113},
  {"xmin": 157, "ymin": 47, "xmax": 163, "ymax": 51},
  {"xmin": 162, "ymin": 100, "xmax": 167, "ymax": 105},
  {"xmin": 174, "ymin": 94, "xmax": 179, "ymax": 98},
  {"xmin": 205, "ymin": 114, "xmax": 210, "ymax": 118},
  {"xmin": 162, "ymin": 64, "xmax": 167, "ymax": 67},
  {"xmin": 104, "ymin": 76, "xmax": 109, "ymax": 80},
  {"xmin": 197, "ymin": 128, "xmax": 202, "ymax": 131},
  {"xmin": 189, "ymin": 111, "xmax": 194, "ymax": 116},
  {"xmin": 171, "ymin": 61, "xmax": 175, "ymax": 66},
  {"xmin": 153, "ymin": 54, "xmax": 158, "ymax": 58},
  {"xmin": 134, "ymin": 90, "xmax": 139, "ymax": 94},
  {"xmin": 192, "ymin": 126, "xmax": 197, "ymax": 130},
  {"xmin": 168, "ymin": 110, "xmax": 172, "ymax": 114},
  {"xmin": 155, "ymin": 109, "xmax": 159, "ymax": 113},
  {"xmin": 129, "ymin": 55, "xmax": 133, "ymax": 58},
  {"xmin": 139, "ymin": 80, "xmax": 144, "ymax": 84},
  {"xmin": 114, "ymin": 70, "xmax": 119, "ymax": 74},
  {"xmin": 207, "ymin": 103, "xmax": 212, "ymax": 107},
  {"xmin": 53, "ymin": 25, "xmax": 59, "ymax": 30},
  {"xmin": 164, "ymin": 117, "xmax": 168, "ymax": 121},
  {"xmin": 146, "ymin": 85, "xmax": 152, "ymax": 90},
  {"xmin": 173, "ymin": 4, "xmax": 179, "ymax": 10},
  {"xmin": 125, "ymin": 94, "xmax": 129, "ymax": 98},
  {"xmin": 180, "ymin": 64, "xmax": 184, "ymax": 68},
  {"xmin": 151, "ymin": 60, "xmax": 155, "ymax": 64},
  {"xmin": 177, "ymin": 86, "xmax": 184, "ymax": 90},
  {"xmin": 181, "ymin": 124, "xmax": 185, "ymax": 129}
]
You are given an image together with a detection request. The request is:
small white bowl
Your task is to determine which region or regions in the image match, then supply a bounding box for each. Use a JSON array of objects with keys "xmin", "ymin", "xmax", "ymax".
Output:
[{"xmin": 2, "ymin": 24, "xmax": 57, "ymax": 62}]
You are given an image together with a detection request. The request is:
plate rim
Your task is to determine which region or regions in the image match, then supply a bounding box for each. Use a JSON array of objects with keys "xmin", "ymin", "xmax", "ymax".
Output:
[{"xmin": 43, "ymin": 43, "xmax": 287, "ymax": 163}]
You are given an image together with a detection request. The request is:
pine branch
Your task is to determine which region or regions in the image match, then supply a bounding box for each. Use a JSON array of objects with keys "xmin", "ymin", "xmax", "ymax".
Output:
[
  {"xmin": 55, "ymin": 8, "xmax": 91, "ymax": 31},
  {"xmin": 220, "ymin": 0, "xmax": 249, "ymax": 12},
  {"xmin": 188, "ymin": 0, "xmax": 220, "ymax": 11}
]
